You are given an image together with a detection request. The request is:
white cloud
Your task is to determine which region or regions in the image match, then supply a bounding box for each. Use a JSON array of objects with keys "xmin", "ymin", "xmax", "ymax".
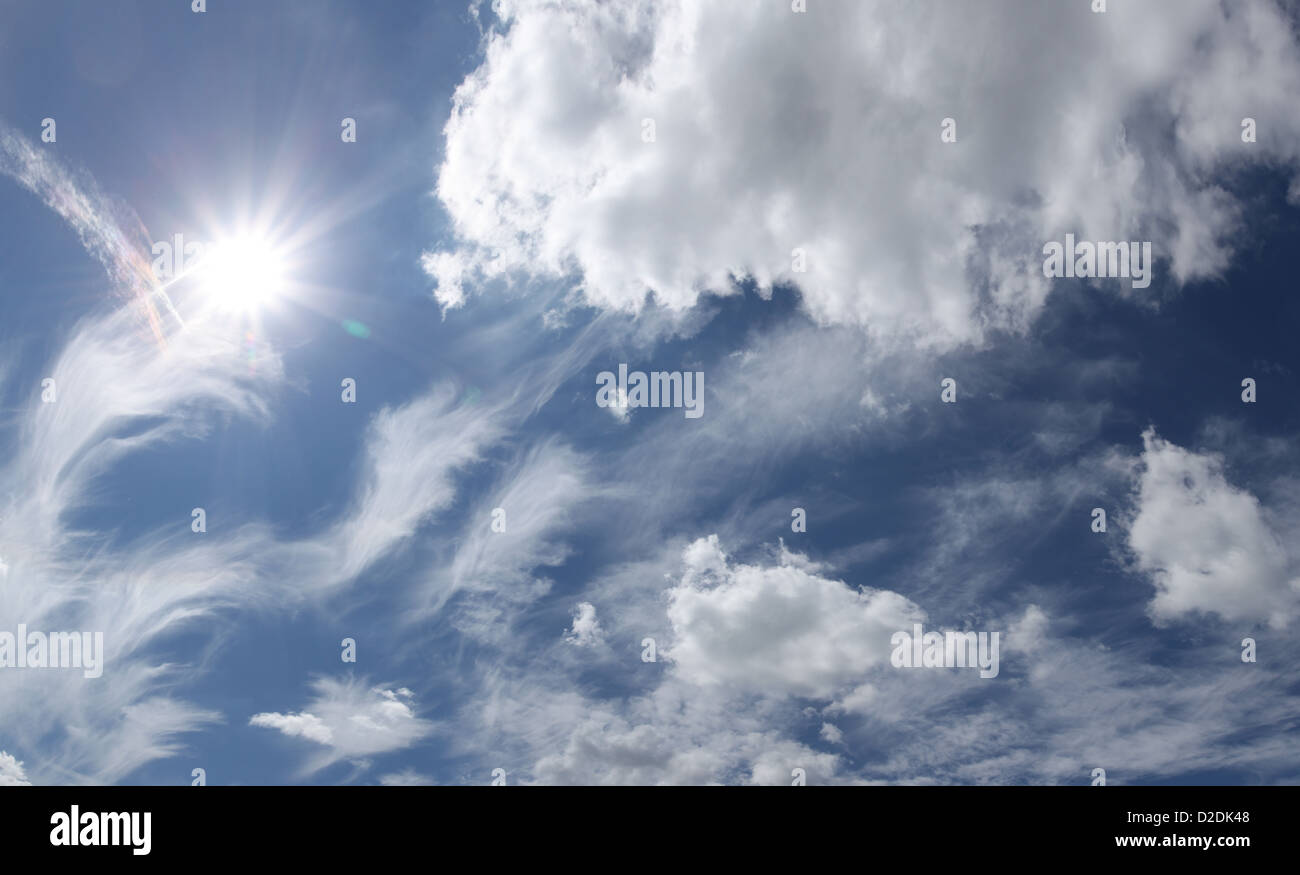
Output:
[
  {"xmin": 0, "ymin": 750, "xmax": 31, "ymax": 786},
  {"xmin": 0, "ymin": 164, "xmax": 284, "ymax": 781},
  {"xmin": 564, "ymin": 601, "xmax": 605, "ymax": 647},
  {"xmin": 427, "ymin": 0, "xmax": 1300, "ymax": 348},
  {"xmin": 0, "ymin": 119, "xmax": 180, "ymax": 330},
  {"xmin": 331, "ymin": 384, "xmax": 505, "ymax": 582},
  {"xmin": 1127, "ymin": 428, "xmax": 1300, "ymax": 629},
  {"xmin": 0, "ymin": 122, "xmax": 505, "ymax": 781},
  {"xmin": 249, "ymin": 678, "xmax": 435, "ymax": 774},
  {"xmin": 3, "ymin": 120, "xmax": 488, "ymax": 784},
  {"xmin": 450, "ymin": 526, "xmax": 1300, "ymax": 784},
  {"xmin": 665, "ymin": 535, "xmax": 923, "ymax": 698},
  {"xmin": 834, "ymin": 684, "xmax": 879, "ymax": 716},
  {"xmin": 512, "ymin": 691, "xmax": 840, "ymax": 785},
  {"xmin": 378, "ymin": 769, "xmax": 435, "ymax": 786},
  {"xmin": 249, "ymin": 712, "xmax": 334, "ymax": 745},
  {"xmin": 1006, "ymin": 604, "xmax": 1050, "ymax": 655},
  {"xmin": 425, "ymin": 439, "xmax": 602, "ymax": 633}
]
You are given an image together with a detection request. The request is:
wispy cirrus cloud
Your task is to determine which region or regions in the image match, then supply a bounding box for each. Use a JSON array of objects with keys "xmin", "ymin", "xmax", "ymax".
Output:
[{"xmin": 0, "ymin": 122, "xmax": 509, "ymax": 783}]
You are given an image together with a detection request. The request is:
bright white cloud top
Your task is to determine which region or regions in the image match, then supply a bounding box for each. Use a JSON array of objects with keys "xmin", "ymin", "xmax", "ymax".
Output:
[{"xmin": 427, "ymin": 0, "xmax": 1300, "ymax": 348}]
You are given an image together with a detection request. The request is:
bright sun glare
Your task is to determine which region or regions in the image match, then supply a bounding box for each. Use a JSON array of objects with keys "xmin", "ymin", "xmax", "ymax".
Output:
[{"xmin": 193, "ymin": 235, "xmax": 286, "ymax": 314}]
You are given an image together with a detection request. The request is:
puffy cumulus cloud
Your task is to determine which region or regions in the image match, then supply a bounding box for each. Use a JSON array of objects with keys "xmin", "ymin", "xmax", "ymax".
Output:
[
  {"xmin": 0, "ymin": 750, "xmax": 31, "ymax": 786},
  {"xmin": 249, "ymin": 712, "xmax": 334, "ymax": 745},
  {"xmin": 1127, "ymin": 429, "xmax": 1300, "ymax": 629},
  {"xmin": 564, "ymin": 601, "xmax": 605, "ymax": 647},
  {"xmin": 427, "ymin": 0, "xmax": 1300, "ymax": 347},
  {"xmin": 664, "ymin": 535, "xmax": 923, "ymax": 698},
  {"xmin": 249, "ymin": 678, "xmax": 435, "ymax": 774},
  {"xmin": 455, "ymin": 535, "xmax": 1300, "ymax": 784}
]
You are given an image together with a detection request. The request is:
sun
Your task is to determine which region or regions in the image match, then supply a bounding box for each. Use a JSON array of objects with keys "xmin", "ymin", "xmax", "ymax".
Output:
[{"xmin": 192, "ymin": 234, "xmax": 287, "ymax": 314}]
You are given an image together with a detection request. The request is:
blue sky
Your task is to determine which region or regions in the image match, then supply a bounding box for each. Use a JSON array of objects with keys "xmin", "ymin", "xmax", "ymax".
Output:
[{"xmin": 2, "ymin": 0, "xmax": 1300, "ymax": 786}]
